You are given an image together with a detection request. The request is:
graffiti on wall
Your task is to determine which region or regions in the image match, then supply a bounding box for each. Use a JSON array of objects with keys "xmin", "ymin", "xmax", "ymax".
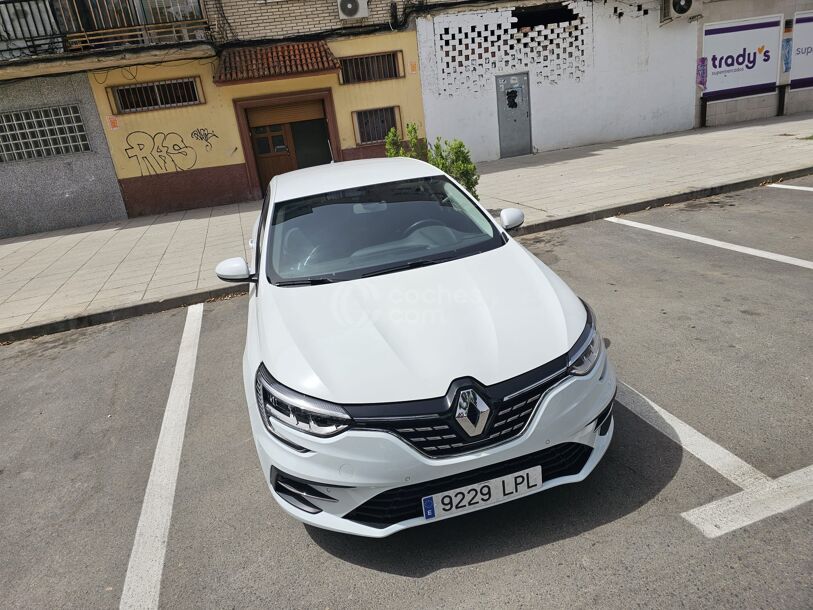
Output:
[
  {"xmin": 191, "ymin": 127, "xmax": 219, "ymax": 150},
  {"xmin": 124, "ymin": 131, "xmax": 198, "ymax": 176}
]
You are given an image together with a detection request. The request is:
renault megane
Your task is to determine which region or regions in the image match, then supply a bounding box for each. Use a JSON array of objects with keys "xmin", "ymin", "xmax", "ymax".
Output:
[{"xmin": 216, "ymin": 157, "xmax": 616, "ymax": 537}]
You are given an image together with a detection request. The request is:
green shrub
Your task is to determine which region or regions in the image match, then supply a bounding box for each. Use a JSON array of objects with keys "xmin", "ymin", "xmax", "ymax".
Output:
[
  {"xmin": 385, "ymin": 123, "xmax": 479, "ymax": 197},
  {"xmin": 384, "ymin": 126, "xmax": 405, "ymax": 158}
]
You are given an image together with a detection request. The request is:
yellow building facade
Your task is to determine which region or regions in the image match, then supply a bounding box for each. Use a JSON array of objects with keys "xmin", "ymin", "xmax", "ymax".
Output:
[{"xmin": 87, "ymin": 30, "xmax": 426, "ymax": 216}]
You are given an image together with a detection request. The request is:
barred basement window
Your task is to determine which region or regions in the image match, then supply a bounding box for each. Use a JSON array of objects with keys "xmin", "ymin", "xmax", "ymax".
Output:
[
  {"xmin": 109, "ymin": 77, "xmax": 203, "ymax": 114},
  {"xmin": 0, "ymin": 105, "xmax": 90, "ymax": 163},
  {"xmin": 353, "ymin": 107, "xmax": 399, "ymax": 144},
  {"xmin": 340, "ymin": 51, "xmax": 403, "ymax": 84}
]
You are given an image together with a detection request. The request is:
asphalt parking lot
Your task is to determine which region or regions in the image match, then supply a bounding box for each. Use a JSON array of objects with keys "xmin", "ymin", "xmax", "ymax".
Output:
[{"xmin": 1, "ymin": 179, "xmax": 811, "ymax": 609}]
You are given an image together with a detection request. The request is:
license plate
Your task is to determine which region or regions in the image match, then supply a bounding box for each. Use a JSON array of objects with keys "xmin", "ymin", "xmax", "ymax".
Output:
[{"xmin": 421, "ymin": 466, "xmax": 542, "ymax": 520}]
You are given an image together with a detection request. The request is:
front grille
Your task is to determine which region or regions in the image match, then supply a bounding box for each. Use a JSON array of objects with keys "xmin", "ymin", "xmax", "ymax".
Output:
[
  {"xmin": 344, "ymin": 442, "xmax": 592, "ymax": 527},
  {"xmin": 354, "ymin": 373, "xmax": 565, "ymax": 458}
]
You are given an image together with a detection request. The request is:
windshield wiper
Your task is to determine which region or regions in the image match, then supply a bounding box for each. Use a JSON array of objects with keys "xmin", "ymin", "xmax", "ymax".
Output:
[
  {"xmin": 362, "ymin": 257, "xmax": 454, "ymax": 278},
  {"xmin": 274, "ymin": 277, "xmax": 335, "ymax": 287}
]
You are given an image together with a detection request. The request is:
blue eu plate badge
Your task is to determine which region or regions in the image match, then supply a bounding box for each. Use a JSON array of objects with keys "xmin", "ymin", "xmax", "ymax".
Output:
[{"xmin": 422, "ymin": 496, "xmax": 436, "ymax": 519}]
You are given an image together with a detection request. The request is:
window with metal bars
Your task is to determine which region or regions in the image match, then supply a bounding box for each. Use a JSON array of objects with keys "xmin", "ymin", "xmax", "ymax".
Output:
[
  {"xmin": 0, "ymin": 105, "xmax": 90, "ymax": 163},
  {"xmin": 340, "ymin": 51, "xmax": 403, "ymax": 84},
  {"xmin": 109, "ymin": 77, "xmax": 203, "ymax": 114},
  {"xmin": 353, "ymin": 107, "xmax": 399, "ymax": 144}
]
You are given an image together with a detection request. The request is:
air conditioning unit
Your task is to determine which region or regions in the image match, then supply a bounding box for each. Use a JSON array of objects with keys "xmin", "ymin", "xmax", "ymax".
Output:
[
  {"xmin": 661, "ymin": 0, "xmax": 703, "ymax": 22},
  {"xmin": 337, "ymin": 0, "xmax": 369, "ymax": 20}
]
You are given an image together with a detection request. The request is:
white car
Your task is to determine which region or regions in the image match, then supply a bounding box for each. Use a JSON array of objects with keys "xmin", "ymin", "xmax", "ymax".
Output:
[{"xmin": 216, "ymin": 158, "xmax": 616, "ymax": 538}]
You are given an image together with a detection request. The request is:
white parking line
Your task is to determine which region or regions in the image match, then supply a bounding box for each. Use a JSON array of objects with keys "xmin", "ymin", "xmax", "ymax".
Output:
[
  {"xmin": 681, "ymin": 465, "xmax": 813, "ymax": 538},
  {"xmin": 767, "ymin": 183, "xmax": 813, "ymax": 192},
  {"xmin": 620, "ymin": 384, "xmax": 771, "ymax": 490},
  {"xmin": 620, "ymin": 383, "xmax": 812, "ymax": 538},
  {"xmin": 605, "ymin": 217, "xmax": 813, "ymax": 270},
  {"xmin": 120, "ymin": 304, "xmax": 204, "ymax": 610}
]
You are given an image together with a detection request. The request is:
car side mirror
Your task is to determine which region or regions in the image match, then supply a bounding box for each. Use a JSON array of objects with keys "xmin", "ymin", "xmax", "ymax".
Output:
[
  {"xmin": 500, "ymin": 208, "xmax": 525, "ymax": 231},
  {"xmin": 216, "ymin": 257, "xmax": 254, "ymax": 283}
]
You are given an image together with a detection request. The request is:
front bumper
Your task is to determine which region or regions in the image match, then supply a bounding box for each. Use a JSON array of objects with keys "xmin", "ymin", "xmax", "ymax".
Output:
[{"xmin": 243, "ymin": 349, "xmax": 617, "ymax": 538}]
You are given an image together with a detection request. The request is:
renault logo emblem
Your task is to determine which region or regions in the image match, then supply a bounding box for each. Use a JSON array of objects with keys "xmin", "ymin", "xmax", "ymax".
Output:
[{"xmin": 455, "ymin": 389, "xmax": 490, "ymax": 437}]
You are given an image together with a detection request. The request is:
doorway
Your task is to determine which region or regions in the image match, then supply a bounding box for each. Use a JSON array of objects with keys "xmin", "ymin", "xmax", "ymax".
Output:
[
  {"xmin": 246, "ymin": 100, "xmax": 334, "ymax": 193},
  {"xmin": 236, "ymin": 90, "xmax": 341, "ymax": 198},
  {"xmin": 496, "ymin": 72, "xmax": 532, "ymax": 158}
]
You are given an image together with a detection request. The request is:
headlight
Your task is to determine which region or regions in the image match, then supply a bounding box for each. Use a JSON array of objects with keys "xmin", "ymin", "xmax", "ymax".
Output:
[
  {"xmin": 567, "ymin": 303, "xmax": 603, "ymax": 376},
  {"xmin": 255, "ymin": 364, "xmax": 351, "ymax": 437}
]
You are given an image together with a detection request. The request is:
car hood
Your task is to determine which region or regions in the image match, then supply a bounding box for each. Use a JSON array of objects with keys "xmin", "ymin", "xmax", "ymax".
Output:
[{"xmin": 256, "ymin": 240, "xmax": 586, "ymax": 404}]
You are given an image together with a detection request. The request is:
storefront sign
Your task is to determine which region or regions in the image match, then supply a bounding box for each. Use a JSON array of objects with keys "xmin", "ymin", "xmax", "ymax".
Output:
[
  {"xmin": 791, "ymin": 11, "xmax": 813, "ymax": 89},
  {"xmin": 702, "ymin": 15, "xmax": 783, "ymax": 99}
]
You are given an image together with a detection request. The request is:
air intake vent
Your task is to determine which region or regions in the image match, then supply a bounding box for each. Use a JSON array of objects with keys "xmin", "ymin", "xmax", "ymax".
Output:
[{"xmin": 345, "ymin": 443, "xmax": 593, "ymax": 527}]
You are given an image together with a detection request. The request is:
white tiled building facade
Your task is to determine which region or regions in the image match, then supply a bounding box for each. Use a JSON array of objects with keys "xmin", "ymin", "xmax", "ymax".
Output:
[
  {"xmin": 416, "ymin": 0, "xmax": 813, "ymax": 162},
  {"xmin": 417, "ymin": 1, "xmax": 697, "ymax": 162}
]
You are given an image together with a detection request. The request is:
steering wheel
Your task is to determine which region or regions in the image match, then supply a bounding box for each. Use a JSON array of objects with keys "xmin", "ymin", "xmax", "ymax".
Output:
[{"xmin": 401, "ymin": 218, "xmax": 445, "ymax": 236}]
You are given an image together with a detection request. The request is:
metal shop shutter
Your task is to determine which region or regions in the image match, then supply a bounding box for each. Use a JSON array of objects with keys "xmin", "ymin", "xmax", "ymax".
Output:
[{"xmin": 247, "ymin": 101, "xmax": 325, "ymax": 127}]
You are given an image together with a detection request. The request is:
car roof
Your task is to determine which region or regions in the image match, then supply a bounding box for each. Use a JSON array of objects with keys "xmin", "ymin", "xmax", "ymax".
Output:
[{"xmin": 271, "ymin": 157, "xmax": 445, "ymax": 202}]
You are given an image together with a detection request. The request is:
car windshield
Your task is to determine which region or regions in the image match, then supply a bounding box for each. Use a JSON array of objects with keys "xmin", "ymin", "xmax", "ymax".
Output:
[{"xmin": 266, "ymin": 176, "xmax": 504, "ymax": 284}]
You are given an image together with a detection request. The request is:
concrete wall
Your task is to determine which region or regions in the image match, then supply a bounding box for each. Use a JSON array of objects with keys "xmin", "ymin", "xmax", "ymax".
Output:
[
  {"xmin": 417, "ymin": 2, "xmax": 697, "ymax": 162},
  {"xmin": 787, "ymin": 85, "xmax": 813, "ymax": 113},
  {"xmin": 0, "ymin": 74, "xmax": 126, "ymax": 238},
  {"xmin": 701, "ymin": 0, "xmax": 813, "ymax": 25},
  {"xmin": 705, "ymin": 94, "xmax": 778, "ymax": 127}
]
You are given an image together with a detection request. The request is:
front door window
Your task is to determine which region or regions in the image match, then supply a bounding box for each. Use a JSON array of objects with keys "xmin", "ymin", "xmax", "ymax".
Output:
[{"xmin": 251, "ymin": 124, "xmax": 297, "ymax": 193}]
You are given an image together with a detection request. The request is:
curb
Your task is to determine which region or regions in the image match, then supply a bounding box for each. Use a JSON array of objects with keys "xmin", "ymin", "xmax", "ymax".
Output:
[
  {"xmin": 0, "ymin": 284, "xmax": 249, "ymax": 344},
  {"xmin": 2, "ymin": 166, "xmax": 812, "ymax": 344},
  {"xmin": 510, "ymin": 166, "xmax": 813, "ymax": 236}
]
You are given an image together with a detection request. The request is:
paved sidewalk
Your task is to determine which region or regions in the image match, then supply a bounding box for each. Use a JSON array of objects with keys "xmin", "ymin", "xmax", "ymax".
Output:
[
  {"xmin": 0, "ymin": 202, "xmax": 259, "ymax": 335},
  {"xmin": 477, "ymin": 113, "xmax": 813, "ymax": 227},
  {"xmin": 1, "ymin": 114, "xmax": 812, "ymax": 339}
]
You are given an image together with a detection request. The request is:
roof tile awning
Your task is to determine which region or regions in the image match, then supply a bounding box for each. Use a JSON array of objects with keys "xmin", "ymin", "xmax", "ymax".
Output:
[{"xmin": 214, "ymin": 41, "xmax": 340, "ymax": 84}]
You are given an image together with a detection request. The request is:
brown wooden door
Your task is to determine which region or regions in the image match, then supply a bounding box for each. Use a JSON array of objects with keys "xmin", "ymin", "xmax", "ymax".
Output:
[
  {"xmin": 251, "ymin": 124, "xmax": 297, "ymax": 193},
  {"xmin": 247, "ymin": 101, "xmax": 330, "ymax": 193},
  {"xmin": 247, "ymin": 101, "xmax": 328, "ymax": 193}
]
